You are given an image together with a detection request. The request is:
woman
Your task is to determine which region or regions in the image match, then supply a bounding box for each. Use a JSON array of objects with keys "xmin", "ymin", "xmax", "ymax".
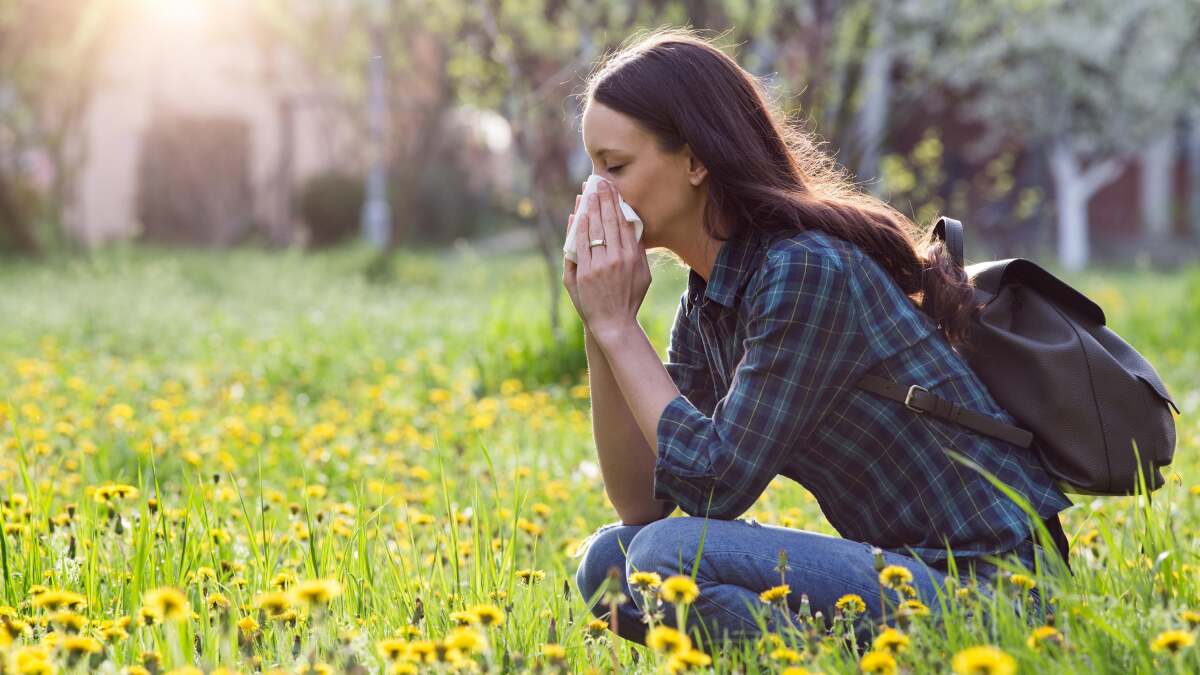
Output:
[{"xmin": 564, "ymin": 29, "xmax": 1071, "ymax": 650}]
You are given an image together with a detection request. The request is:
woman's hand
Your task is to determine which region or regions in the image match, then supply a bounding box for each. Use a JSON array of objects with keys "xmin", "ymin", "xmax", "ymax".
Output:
[
  {"xmin": 562, "ymin": 178, "xmax": 651, "ymax": 340},
  {"xmin": 562, "ymin": 186, "xmax": 585, "ymax": 321}
]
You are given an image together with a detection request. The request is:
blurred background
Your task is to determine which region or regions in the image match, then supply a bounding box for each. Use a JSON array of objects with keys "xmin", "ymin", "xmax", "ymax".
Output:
[{"xmin": 2, "ymin": 0, "xmax": 1199, "ymax": 278}]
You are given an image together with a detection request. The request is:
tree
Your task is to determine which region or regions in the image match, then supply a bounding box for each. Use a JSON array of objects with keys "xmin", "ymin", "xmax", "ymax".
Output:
[
  {"xmin": 892, "ymin": 0, "xmax": 1200, "ymax": 270},
  {"xmin": 0, "ymin": 0, "xmax": 125, "ymax": 254}
]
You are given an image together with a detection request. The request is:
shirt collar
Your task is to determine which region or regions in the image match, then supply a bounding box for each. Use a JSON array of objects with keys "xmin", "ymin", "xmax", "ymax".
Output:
[{"xmin": 686, "ymin": 227, "xmax": 771, "ymax": 311}]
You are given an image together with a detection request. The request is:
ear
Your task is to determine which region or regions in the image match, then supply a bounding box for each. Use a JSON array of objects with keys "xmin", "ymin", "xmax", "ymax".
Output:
[{"xmin": 683, "ymin": 144, "xmax": 708, "ymax": 186}]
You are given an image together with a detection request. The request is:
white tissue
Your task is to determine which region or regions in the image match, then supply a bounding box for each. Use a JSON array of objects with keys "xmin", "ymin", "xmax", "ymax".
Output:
[{"xmin": 563, "ymin": 173, "xmax": 644, "ymax": 263}]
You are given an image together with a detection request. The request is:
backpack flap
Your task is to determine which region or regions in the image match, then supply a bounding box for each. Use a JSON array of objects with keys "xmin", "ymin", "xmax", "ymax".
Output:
[
  {"xmin": 961, "ymin": 259, "xmax": 1178, "ymax": 495},
  {"xmin": 968, "ymin": 258, "xmax": 1105, "ymax": 325}
]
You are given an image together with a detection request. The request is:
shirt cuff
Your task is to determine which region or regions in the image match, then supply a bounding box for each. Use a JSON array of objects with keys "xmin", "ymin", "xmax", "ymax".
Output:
[{"xmin": 653, "ymin": 393, "xmax": 718, "ymax": 512}]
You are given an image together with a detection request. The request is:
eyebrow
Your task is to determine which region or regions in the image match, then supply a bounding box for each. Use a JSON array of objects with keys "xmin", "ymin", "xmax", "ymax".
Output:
[{"xmin": 588, "ymin": 147, "xmax": 626, "ymax": 159}]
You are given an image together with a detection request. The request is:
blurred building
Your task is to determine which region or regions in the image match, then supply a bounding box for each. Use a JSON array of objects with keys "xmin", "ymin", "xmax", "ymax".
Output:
[{"xmin": 76, "ymin": 0, "xmax": 362, "ymax": 247}]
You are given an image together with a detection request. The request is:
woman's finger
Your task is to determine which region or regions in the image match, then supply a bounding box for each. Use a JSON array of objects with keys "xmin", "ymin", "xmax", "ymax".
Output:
[
  {"xmin": 597, "ymin": 182, "xmax": 621, "ymax": 263},
  {"xmin": 607, "ymin": 181, "xmax": 629, "ymax": 253},
  {"xmin": 575, "ymin": 197, "xmax": 591, "ymax": 271},
  {"xmin": 585, "ymin": 191, "xmax": 603, "ymax": 265}
]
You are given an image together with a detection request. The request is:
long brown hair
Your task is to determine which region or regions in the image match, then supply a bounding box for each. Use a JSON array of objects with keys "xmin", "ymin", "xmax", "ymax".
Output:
[{"xmin": 580, "ymin": 28, "xmax": 976, "ymax": 347}]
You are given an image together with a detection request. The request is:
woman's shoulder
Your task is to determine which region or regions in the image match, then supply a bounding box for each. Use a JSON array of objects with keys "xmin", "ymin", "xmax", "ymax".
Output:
[
  {"xmin": 748, "ymin": 228, "xmax": 864, "ymax": 297},
  {"xmin": 754, "ymin": 226, "xmax": 937, "ymax": 355},
  {"xmin": 756, "ymin": 227, "xmax": 870, "ymax": 277}
]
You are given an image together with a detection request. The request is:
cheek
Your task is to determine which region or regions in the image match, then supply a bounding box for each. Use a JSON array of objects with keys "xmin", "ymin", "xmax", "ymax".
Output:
[{"xmin": 616, "ymin": 169, "xmax": 660, "ymax": 225}]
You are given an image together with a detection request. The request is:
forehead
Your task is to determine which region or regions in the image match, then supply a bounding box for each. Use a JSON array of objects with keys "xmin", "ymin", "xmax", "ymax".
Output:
[{"xmin": 582, "ymin": 103, "xmax": 645, "ymax": 156}]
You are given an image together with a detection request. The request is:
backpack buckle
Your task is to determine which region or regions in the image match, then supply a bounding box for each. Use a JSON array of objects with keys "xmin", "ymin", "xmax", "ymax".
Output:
[{"xmin": 904, "ymin": 385, "xmax": 929, "ymax": 413}]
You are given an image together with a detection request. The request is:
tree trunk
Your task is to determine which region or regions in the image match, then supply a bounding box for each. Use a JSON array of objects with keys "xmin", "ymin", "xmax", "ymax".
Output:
[
  {"xmin": 1048, "ymin": 140, "xmax": 1123, "ymax": 271},
  {"xmin": 1138, "ymin": 127, "xmax": 1176, "ymax": 240},
  {"xmin": 1187, "ymin": 108, "xmax": 1200, "ymax": 239},
  {"xmin": 855, "ymin": 0, "xmax": 892, "ymax": 195}
]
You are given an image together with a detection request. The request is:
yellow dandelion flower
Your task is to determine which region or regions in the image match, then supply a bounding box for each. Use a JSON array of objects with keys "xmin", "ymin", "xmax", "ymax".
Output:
[
  {"xmin": 135, "ymin": 606, "xmax": 158, "ymax": 627},
  {"xmin": 660, "ymin": 575, "xmax": 700, "ymax": 605},
  {"xmin": 873, "ymin": 627, "xmax": 910, "ymax": 654},
  {"xmin": 62, "ymin": 635, "xmax": 103, "ymax": 655},
  {"xmin": 237, "ymin": 616, "xmax": 259, "ymax": 636},
  {"xmin": 759, "ymin": 584, "xmax": 790, "ymax": 604},
  {"xmin": 207, "ymin": 593, "xmax": 231, "ymax": 610},
  {"xmin": 448, "ymin": 610, "xmax": 476, "ymax": 626},
  {"xmin": 291, "ymin": 579, "xmax": 341, "ymax": 607},
  {"xmin": 1007, "ymin": 573, "xmax": 1036, "ymax": 591},
  {"xmin": 1150, "ymin": 629, "xmax": 1195, "ymax": 654},
  {"xmin": 541, "ymin": 643, "xmax": 566, "ymax": 662},
  {"xmin": 629, "ymin": 571, "xmax": 662, "ymax": 591},
  {"xmin": 516, "ymin": 517, "xmax": 544, "ymax": 536},
  {"xmin": 583, "ymin": 618, "xmax": 608, "ymax": 639},
  {"xmin": 377, "ymin": 638, "xmax": 409, "ymax": 661},
  {"xmin": 270, "ymin": 570, "xmax": 297, "ymax": 590},
  {"xmin": 515, "ymin": 569, "xmax": 545, "ymax": 585},
  {"xmin": 31, "ymin": 589, "xmax": 86, "ymax": 611},
  {"xmin": 878, "ymin": 565, "xmax": 913, "ymax": 590},
  {"xmin": 951, "ymin": 645, "xmax": 1016, "ymax": 675},
  {"xmin": 0, "ymin": 618, "xmax": 31, "ymax": 645},
  {"xmin": 1026, "ymin": 625, "xmax": 1062, "ymax": 650},
  {"xmin": 93, "ymin": 483, "xmax": 139, "ymax": 504},
  {"xmin": 860, "ymin": 649, "xmax": 897, "ymax": 674},
  {"xmin": 444, "ymin": 627, "xmax": 485, "ymax": 654},
  {"xmin": 781, "ymin": 668, "xmax": 818, "ymax": 675},
  {"xmin": 49, "ymin": 610, "xmax": 86, "ymax": 632},
  {"xmin": 836, "ymin": 593, "xmax": 867, "ymax": 615},
  {"xmin": 665, "ymin": 648, "xmax": 711, "ymax": 672},
  {"xmin": 142, "ymin": 587, "xmax": 190, "ymax": 622},
  {"xmin": 7, "ymin": 645, "xmax": 54, "ymax": 675},
  {"xmin": 646, "ymin": 625, "xmax": 691, "ymax": 654},
  {"xmin": 468, "ymin": 603, "xmax": 504, "ymax": 627},
  {"xmin": 254, "ymin": 591, "xmax": 292, "ymax": 617},
  {"xmin": 769, "ymin": 647, "xmax": 804, "ymax": 663},
  {"xmin": 1078, "ymin": 529, "xmax": 1101, "ymax": 547},
  {"xmin": 1182, "ymin": 610, "xmax": 1200, "ymax": 628},
  {"xmin": 407, "ymin": 639, "xmax": 438, "ymax": 663},
  {"xmin": 99, "ymin": 624, "xmax": 128, "ymax": 642},
  {"xmin": 897, "ymin": 599, "xmax": 930, "ymax": 618}
]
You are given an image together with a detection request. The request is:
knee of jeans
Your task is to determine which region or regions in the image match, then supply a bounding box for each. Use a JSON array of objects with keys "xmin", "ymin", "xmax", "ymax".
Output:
[
  {"xmin": 574, "ymin": 523, "xmax": 631, "ymax": 607},
  {"xmin": 625, "ymin": 517, "xmax": 696, "ymax": 579}
]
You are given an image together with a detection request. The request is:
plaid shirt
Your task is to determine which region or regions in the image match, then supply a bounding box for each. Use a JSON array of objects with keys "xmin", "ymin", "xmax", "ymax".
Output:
[{"xmin": 654, "ymin": 226, "xmax": 1073, "ymax": 565}]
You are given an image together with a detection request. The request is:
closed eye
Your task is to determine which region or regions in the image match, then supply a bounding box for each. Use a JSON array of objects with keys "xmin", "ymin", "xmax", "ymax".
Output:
[{"xmin": 608, "ymin": 165, "xmax": 625, "ymax": 174}]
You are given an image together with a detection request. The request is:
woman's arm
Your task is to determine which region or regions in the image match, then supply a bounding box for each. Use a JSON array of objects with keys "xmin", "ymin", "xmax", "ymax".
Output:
[
  {"xmin": 594, "ymin": 250, "xmax": 867, "ymax": 521},
  {"xmin": 586, "ymin": 325, "xmax": 676, "ymax": 525}
]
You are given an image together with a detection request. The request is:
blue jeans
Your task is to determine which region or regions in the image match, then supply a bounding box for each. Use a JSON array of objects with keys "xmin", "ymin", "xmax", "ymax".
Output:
[{"xmin": 572, "ymin": 516, "xmax": 1047, "ymax": 650}]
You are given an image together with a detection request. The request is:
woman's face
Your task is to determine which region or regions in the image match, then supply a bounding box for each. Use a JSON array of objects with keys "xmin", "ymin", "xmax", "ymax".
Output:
[{"xmin": 581, "ymin": 102, "xmax": 706, "ymax": 249}]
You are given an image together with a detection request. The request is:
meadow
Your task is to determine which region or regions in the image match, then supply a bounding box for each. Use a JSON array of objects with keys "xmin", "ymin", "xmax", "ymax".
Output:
[{"xmin": 0, "ymin": 243, "xmax": 1198, "ymax": 674}]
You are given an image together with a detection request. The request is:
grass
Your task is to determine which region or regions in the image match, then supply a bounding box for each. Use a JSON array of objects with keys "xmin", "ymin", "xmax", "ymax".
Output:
[{"xmin": 0, "ymin": 243, "xmax": 1197, "ymax": 674}]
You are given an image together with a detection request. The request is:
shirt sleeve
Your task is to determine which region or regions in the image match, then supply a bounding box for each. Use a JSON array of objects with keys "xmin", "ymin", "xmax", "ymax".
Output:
[
  {"xmin": 664, "ymin": 290, "xmax": 719, "ymax": 417},
  {"xmin": 652, "ymin": 249, "xmax": 867, "ymax": 520},
  {"xmin": 651, "ymin": 291, "xmax": 719, "ymax": 520}
]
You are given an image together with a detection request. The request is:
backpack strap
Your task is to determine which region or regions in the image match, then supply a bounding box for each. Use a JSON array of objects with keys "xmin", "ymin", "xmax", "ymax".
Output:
[
  {"xmin": 932, "ymin": 216, "xmax": 964, "ymax": 269},
  {"xmin": 856, "ymin": 374, "xmax": 1034, "ymax": 448}
]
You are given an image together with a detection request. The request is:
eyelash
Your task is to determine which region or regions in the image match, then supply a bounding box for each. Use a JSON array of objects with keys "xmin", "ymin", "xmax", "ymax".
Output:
[{"xmin": 607, "ymin": 165, "xmax": 625, "ymax": 174}]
